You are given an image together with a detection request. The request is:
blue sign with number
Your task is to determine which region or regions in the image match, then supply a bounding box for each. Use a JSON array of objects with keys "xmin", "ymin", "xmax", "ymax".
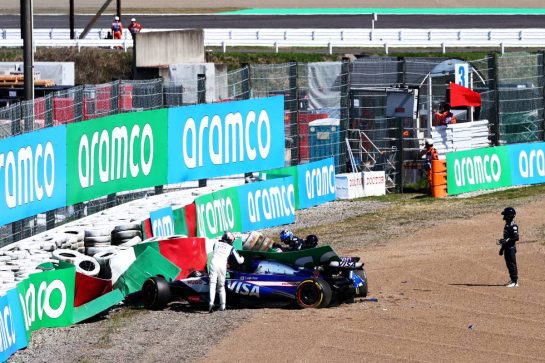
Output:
[
  {"xmin": 0, "ymin": 288, "xmax": 28, "ymax": 362},
  {"xmin": 0, "ymin": 126, "xmax": 67, "ymax": 226},
  {"xmin": 238, "ymin": 176, "xmax": 295, "ymax": 231},
  {"xmin": 150, "ymin": 206, "xmax": 175, "ymax": 237},
  {"xmin": 167, "ymin": 96, "xmax": 285, "ymax": 183},
  {"xmin": 297, "ymin": 157, "xmax": 336, "ymax": 209},
  {"xmin": 455, "ymin": 63, "xmax": 469, "ymax": 88}
]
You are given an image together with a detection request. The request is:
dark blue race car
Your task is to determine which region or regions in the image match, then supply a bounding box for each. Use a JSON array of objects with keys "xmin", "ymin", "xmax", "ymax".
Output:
[{"xmin": 141, "ymin": 256, "xmax": 368, "ymax": 310}]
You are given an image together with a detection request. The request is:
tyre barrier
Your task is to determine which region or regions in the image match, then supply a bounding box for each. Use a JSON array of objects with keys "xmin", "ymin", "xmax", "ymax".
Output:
[
  {"xmin": 243, "ymin": 231, "xmax": 274, "ymax": 251},
  {"xmin": 93, "ymin": 250, "xmax": 116, "ymax": 279},
  {"xmin": 74, "ymin": 255, "xmax": 101, "ymax": 277},
  {"xmin": 52, "ymin": 249, "xmax": 79, "ymax": 264}
]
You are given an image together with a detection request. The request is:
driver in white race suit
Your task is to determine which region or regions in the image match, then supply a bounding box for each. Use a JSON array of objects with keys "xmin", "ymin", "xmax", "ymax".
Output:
[{"xmin": 209, "ymin": 231, "xmax": 244, "ymax": 313}]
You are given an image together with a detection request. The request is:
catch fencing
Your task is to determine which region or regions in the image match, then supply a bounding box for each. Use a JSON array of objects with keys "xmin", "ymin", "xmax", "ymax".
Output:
[{"xmin": 0, "ymin": 51, "xmax": 544, "ymax": 245}]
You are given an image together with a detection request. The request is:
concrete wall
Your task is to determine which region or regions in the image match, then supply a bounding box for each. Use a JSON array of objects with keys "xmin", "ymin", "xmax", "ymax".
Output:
[{"xmin": 136, "ymin": 30, "xmax": 205, "ymax": 67}]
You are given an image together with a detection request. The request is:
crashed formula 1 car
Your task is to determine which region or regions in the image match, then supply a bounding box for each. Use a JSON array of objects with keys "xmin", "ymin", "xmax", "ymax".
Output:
[{"xmin": 141, "ymin": 244, "xmax": 368, "ymax": 310}]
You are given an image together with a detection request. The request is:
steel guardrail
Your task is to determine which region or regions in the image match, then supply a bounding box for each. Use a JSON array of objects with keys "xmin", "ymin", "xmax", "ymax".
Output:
[{"xmin": 1, "ymin": 28, "xmax": 544, "ymax": 53}]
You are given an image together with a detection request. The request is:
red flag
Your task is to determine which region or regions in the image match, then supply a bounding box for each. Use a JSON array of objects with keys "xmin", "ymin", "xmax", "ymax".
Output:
[{"xmin": 450, "ymin": 82, "xmax": 481, "ymax": 107}]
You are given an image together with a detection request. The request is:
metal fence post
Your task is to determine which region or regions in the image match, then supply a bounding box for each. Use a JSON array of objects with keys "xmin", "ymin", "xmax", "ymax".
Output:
[
  {"xmin": 198, "ymin": 73, "xmax": 207, "ymax": 187},
  {"xmin": 488, "ymin": 52, "xmax": 500, "ymax": 145},
  {"xmin": 397, "ymin": 56, "xmax": 406, "ymax": 85},
  {"xmin": 288, "ymin": 62, "xmax": 299, "ymax": 166},
  {"xmin": 539, "ymin": 50, "xmax": 545, "ymax": 140},
  {"xmin": 241, "ymin": 63, "xmax": 251, "ymax": 100},
  {"xmin": 340, "ymin": 58, "xmax": 351, "ymax": 173},
  {"xmin": 241, "ymin": 63, "xmax": 254, "ymax": 183}
]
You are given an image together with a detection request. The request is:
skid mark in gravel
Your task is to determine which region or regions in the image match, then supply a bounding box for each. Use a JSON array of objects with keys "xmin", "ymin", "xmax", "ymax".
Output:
[{"xmin": 336, "ymin": 327, "xmax": 545, "ymax": 361}]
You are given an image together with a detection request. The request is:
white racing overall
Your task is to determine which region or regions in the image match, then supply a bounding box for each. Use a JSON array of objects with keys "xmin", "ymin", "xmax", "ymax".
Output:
[{"xmin": 209, "ymin": 241, "xmax": 244, "ymax": 310}]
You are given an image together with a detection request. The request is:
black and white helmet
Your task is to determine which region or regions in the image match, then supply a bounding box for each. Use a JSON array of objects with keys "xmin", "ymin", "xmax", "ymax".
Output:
[{"xmin": 501, "ymin": 207, "xmax": 516, "ymax": 220}]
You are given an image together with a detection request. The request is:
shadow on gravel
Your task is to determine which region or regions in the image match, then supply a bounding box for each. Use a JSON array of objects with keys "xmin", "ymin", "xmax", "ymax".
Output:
[{"xmin": 449, "ymin": 283, "xmax": 505, "ymax": 287}]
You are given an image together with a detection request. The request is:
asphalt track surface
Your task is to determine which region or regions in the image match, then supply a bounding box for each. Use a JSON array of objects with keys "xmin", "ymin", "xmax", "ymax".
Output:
[{"xmin": 2, "ymin": 14, "xmax": 545, "ymax": 29}]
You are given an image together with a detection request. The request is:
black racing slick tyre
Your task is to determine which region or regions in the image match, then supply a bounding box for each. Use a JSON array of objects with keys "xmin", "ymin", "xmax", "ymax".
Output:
[
  {"xmin": 142, "ymin": 276, "xmax": 171, "ymax": 310},
  {"xmin": 296, "ymin": 279, "xmax": 332, "ymax": 308},
  {"xmin": 354, "ymin": 269, "xmax": 368, "ymax": 298}
]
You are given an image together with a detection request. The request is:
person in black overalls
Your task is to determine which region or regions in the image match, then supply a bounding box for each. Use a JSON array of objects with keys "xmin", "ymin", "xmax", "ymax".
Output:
[{"xmin": 498, "ymin": 207, "xmax": 519, "ymax": 287}]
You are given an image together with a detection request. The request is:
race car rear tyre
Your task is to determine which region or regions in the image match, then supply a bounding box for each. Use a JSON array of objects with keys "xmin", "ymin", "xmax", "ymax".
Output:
[
  {"xmin": 296, "ymin": 279, "xmax": 332, "ymax": 308},
  {"xmin": 354, "ymin": 269, "xmax": 368, "ymax": 298},
  {"xmin": 142, "ymin": 276, "xmax": 170, "ymax": 310}
]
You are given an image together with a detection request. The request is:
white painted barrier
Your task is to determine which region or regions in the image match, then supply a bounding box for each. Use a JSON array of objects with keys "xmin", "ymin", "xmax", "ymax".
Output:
[
  {"xmin": 335, "ymin": 171, "xmax": 386, "ymax": 199},
  {"xmin": 1, "ymin": 28, "xmax": 545, "ymax": 53}
]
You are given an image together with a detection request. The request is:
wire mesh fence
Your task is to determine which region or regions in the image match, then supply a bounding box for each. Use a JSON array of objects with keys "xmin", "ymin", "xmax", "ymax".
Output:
[{"xmin": 1, "ymin": 52, "xmax": 545, "ymax": 246}]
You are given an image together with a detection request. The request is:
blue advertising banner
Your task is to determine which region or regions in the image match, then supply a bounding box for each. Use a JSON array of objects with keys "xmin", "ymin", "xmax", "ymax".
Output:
[
  {"xmin": 0, "ymin": 126, "xmax": 67, "ymax": 226},
  {"xmin": 167, "ymin": 96, "xmax": 285, "ymax": 183},
  {"xmin": 508, "ymin": 142, "xmax": 545, "ymax": 186},
  {"xmin": 297, "ymin": 157, "xmax": 336, "ymax": 209},
  {"xmin": 238, "ymin": 176, "xmax": 295, "ymax": 231},
  {"xmin": 0, "ymin": 288, "xmax": 28, "ymax": 362},
  {"xmin": 150, "ymin": 206, "xmax": 175, "ymax": 237}
]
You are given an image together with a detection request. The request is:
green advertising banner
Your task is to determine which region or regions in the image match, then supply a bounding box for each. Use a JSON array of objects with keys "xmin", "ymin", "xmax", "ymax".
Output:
[
  {"xmin": 173, "ymin": 207, "xmax": 189, "ymax": 236},
  {"xmin": 446, "ymin": 146, "xmax": 512, "ymax": 195},
  {"xmin": 66, "ymin": 109, "xmax": 168, "ymax": 204},
  {"xmin": 261, "ymin": 165, "xmax": 300, "ymax": 210},
  {"xmin": 194, "ymin": 186, "xmax": 242, "ymax": 238},
  {"xmin": 16, "ymin": 262, "xmax": 75, "ymax": 338}
]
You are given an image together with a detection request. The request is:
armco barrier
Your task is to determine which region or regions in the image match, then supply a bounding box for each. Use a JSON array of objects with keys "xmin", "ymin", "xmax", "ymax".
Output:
[
  {"xmin": 446, "ymin": 142, "xmax": 545, "ymax": 196},
  {"xmin": 167, "ymin": 97, "xmax": 285, "ymax": 183},
  {"xmin": 0, "ymin": 96, "xmax": 286, "ymax": 227},
  {"xmin": 262, "ymin": 157, "xmax": 336, "ymax": 210},
  {"xmin": 0, "ymin": 126, "xmax": 67, "ymax": 226},
  {"xmin": 66, "ymin": 109, "xmax": 169, "ymax": 204}
]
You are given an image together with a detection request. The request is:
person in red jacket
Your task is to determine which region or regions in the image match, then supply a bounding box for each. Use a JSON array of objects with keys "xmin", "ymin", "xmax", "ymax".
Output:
[
  {"xmin": 435, "ymin": 102, "xmax": 457, "ymax": 126},
  {"xmin": 111, "ymin": 16, "xmax": 123, "ymax": 40},
  {"xmin": 128, "ymin": 18, "xmax": 143, "ymax": 39}
]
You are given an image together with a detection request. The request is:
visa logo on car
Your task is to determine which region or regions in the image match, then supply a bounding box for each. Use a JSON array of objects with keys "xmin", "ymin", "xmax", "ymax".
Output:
[{"xmin": 227, "ymin": 281, "xmax": 260, "ymax": 297}]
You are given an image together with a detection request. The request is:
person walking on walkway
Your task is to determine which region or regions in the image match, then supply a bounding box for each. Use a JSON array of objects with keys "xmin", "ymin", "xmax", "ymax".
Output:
[
  {"xmin": 498, "ymin": 207, "xmax": 520, "ymax": 287},
  {"xmin": 208, "ymin": 231, "xmax": 244, "ymax": 312}
]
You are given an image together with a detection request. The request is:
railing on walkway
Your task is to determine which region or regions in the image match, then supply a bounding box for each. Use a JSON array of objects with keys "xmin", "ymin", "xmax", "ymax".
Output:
[{"xmin": 2, "ymin": 28, "xmax": 545, "ymax": 53}]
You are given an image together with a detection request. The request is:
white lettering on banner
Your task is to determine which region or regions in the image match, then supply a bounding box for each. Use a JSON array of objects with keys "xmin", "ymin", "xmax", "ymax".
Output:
[
  {"xmin": 0, "ymin": 142, "xmax": 55, "ymax": 208},
  {"xmin": 78, "ymin": 124, "xmax": 154, "ymax": 188},
  {"xmin": 226, "ymin": 281, "xmax": 260, "ymax": 297},
  {"xmin": 247, "ymin": 184, "xmax": 295, "ymax": 223},
  {"xmin": 519, "ymin": 149, "xmax": 545, "ymax": 178},
  {"xmin": 197, "ymin": 197, "xmax": 235, "ymax": 236},
  {"xmin": 152, "ymin": 215, "xmax": 174, "ymax": 237},
  {"xmin": 306, "ymin": 165, "xmax": 335, "ymax": 199},
  {"xmin": 0, "ymin": 305, "xmax": 16, "ymax": 353},
  {"xmin": 182, "ymin": 110, "xmax": 271, "ymax": 169},
  {"xmin": 454, "ymin": 154, "xmax": 501, "ymax": 186},
  {"xmin": 18, "ymin": 279, "xmax": 67, "ymax": 331}
]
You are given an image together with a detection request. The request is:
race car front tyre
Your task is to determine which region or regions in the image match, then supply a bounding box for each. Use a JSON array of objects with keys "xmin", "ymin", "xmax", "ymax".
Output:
[
  {"xmin": 296, "ymin": 279, "xmax": 332, "ymax": 308},
  {"xmin": 142, "ymin": 276, "xmax": 170, "ymax": 310},
  {"xmin": 354, "ymin": 269, "xmax": 368, "ymax": 298}
]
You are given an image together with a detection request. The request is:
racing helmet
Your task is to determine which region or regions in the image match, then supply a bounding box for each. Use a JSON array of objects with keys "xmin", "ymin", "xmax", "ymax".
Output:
[
  {"xmin": 425, "ymin": 138, "xmax": 433, "ymax": 147},
  {"xmin": 131, "ymin": 18, "xmax": 136, "ymax": 22},
  {"xmin": 114, "ymin": 16, "xmax": 120, "ymax": 21},
  {"xmin": 305, "ymin": 234, "xmax": 318, "ymax": 248},
  {"xmin": 501, "ymin": 207, "xmax": 516, "ymax": 220},
  {"xmin": 221, "ymin": 231, "xmax": 235, "ymax": 244},
  {"xmin": 279, "ymin": 230, "xmax": 293, "ymax": 243}
]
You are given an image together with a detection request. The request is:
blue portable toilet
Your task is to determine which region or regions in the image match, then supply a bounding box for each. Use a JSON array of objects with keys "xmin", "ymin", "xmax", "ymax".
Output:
[{"xmin": 309, "ymin": 118, "xmax": 340, "ymax": 172}]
